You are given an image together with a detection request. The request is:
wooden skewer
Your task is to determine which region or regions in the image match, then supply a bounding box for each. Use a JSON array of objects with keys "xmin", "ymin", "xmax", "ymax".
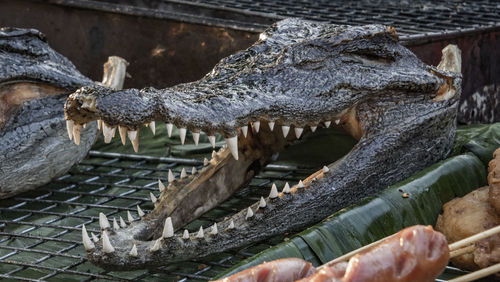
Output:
[
  {"xmin": 449, "ymin": 262, "xmax": 500, "ymax": 282},
  {"xmin": 449, "ymin": 244, "xmax": 475, "ymax": 259},
  {"xmin": 449, "ymin": 225, "xmax": 500, "ymax": 252}
]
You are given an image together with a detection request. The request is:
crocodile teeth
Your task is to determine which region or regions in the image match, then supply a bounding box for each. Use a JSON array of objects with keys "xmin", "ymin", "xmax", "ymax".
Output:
[
  {"xmin": 119, "ymin": 216, "xmax": 127, "ymax": 228},
  {"xmin": 150, "ymin": 238, "xmax": 161, "ymax": 252},
  {"xmin": 253, "ymin": 121, "xmax": 260, "ymax": 133},
  {"xmin": 295, "ymin": 127, "xmax": 304, "ymax": 138},
  {"xmin": 113, "ymin": 217, "xmax": 120, "ymax": 230},
  {"xmin": 162, "ymin": 217, "xmax": 174, "ymax": 238},
  {"xmin": 323, "ymin": 166, "xmax": 330, "ymax": 173},
  {"xmin": 192, "ymin": 132, "xmax": 200, "ymax": 146},
  {"xmin": 73, "ymin": 124, "xmax": 82, "ymax": 145},
  {"xmin": 283, "ymin": 182, "xmax": 291, "ymax": 193},
  {"xmin": 118, "ymin": 126, "xmax": 127, "ymax": 145},
  {"xmin": 158, "ymin": 179, "xmax": 165, "ymax": 192},
  {"xmin": 324, "ymin": 121, "xmax": 331, "ymax": 128},
  {"xmin": 91, "ymin": 232, "xmax": 98, "ymax": 243},
  {"xmin": 241, "ymin": 126, "xmax": 248, "ymax": 138},
  {"xmin": 128, "ymin": 130, "xmax": 139, "ymax": 152},
  {"xmin": 259, "ymin": 196, "xmax": 267, "ymax": 208},
  {"xmin": 196, "ymin": 226, "xmax": 204, "ymax": 238},
  {"xmin": 335, "ymin": 119, "xmax": 340, "ymax": 125},
  {"xmin": 246, "ymin": 207, "xmax": 254, "ymax": 219},
  {"xmin": 225, "ymin": 136, "xmax": 238, "ymax": 160},
  {"xmin": 310, "ymin": 126, "xmax": 317, "ymax": 133},
  {"xmin": 150, "ymin": 192, "xmax": 157, "ymax": 204},
  {"xmin": 137, "ymin": 205, "xmax": 145, "ymax": 217},
  {"xmin": 97, "ymin": 120, "xmax": 102, "ymax": 130},
  {"xmin": 179, "ymin": 128, "xmax": 187, "ymax": 144},
  {"xmin": 129, "ymin": 244, "xmax": 138, "ymax": 257},
  {"xmin": 183, "ymin": 229, "xmax": 190, "ymax": 239},
  {"xmin": 168, "ymin": 169, "xmax": 175, "ymax": 183},
  {"xmin": 166, "ymin": 123, "xmax": 173, "ymax": 137},
  {"xmin": 203, "ymin": 158, "xmax": 209, "ymax": 166},
  {"xmin": 149, "ymin": 121, "xmax": 156, "ymax": 135},
  {"xmin": 268, "ymin": 121, "xmax": 275, "ymax": 131},
  {"xmin": 66, "ymin": 120, "xmax": 74, "ymax": 140},
  {"xmin": 212, "ymin": 150, "xmax": 217, "ymax": 159},
  {"xmin": 228, "ymin": 219, "xmax": 235, "ymax": 229},
  {"xmin": 208, "ymin": 135, "xmax": 216, "ymax": 148},
  {"xmin": 210, "ymin": 223, "xmax": 218, "ymax": 235},
  {"xmin": 103, "ymin": 123, "xmax": 115, "ymax": 143},
  {"xmin": 191, "ymin": 166, "xmax": 197, "ymax": 175},
  {"xmin": 180, "ymin": 168, "xmax": 187, "ymax": 179},
  {"xmin": 269, "ymin": 183, "xmax": 279, "ymax": 198},
  {"xmin": 82, "ymin": 224, "xmax": 95, "ymax": 250},
  {"xmin": 281, "ymin": 125, "xmax": 290, "ymax": 138},
  {"xmin": 298, "ymin": 180, "xmax": 304, "ymax": 188},
  {"xmin": 99, "ymin": 213, "xmax": 110, "ymax": 230},
  {"xmin": 127, "ymin": 211, "xmax": 134, "ymax": 223},
  {"xmin": 102, "ymin": 232, "xmax": 115, "ymax": 253}
]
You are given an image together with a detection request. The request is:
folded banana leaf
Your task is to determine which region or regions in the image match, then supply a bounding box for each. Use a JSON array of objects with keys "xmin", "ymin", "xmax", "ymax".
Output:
[{"xmin": 216, "ymin": 152, "xmax": 487, "ymax": 278}]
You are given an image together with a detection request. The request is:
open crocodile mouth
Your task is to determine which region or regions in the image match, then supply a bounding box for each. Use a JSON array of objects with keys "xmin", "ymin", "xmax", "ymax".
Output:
[{"xmin": 64, "ymin": 18, "xmax": 461, "ymax": 270}]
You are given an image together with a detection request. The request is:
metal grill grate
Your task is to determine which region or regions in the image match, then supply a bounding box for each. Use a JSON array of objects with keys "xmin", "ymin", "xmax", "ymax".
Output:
[{"xmin": 0, "ymin": 150, "xmax": 314, "ymax": 281}]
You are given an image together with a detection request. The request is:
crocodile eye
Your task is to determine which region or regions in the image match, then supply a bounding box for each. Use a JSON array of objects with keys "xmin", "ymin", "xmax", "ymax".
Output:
[{"xmin": 292, "ymin": 44, "xmax": 328, "ymax": 68}]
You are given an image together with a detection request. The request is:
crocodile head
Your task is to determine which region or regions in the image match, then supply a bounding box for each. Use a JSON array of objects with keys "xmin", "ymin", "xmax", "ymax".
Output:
[
  {"xmin": 0, "ymin": 28, "xmax": 97, "ymax": 198},
  {"xmin": 64, "ymin": 19, "xmax": 461, "ymax": 270}
]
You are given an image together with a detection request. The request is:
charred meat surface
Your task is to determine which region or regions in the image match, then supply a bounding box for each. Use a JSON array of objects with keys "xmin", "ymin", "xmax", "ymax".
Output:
[{"xmin": 66, "ymin": 19, "xmax": 462, "ymax": 270}]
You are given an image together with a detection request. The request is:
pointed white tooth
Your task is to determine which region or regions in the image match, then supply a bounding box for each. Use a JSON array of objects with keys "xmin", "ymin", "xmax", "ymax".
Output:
[
  {"xmin": 335, "ymin": 119, "xmax": 340, "ymax": 125},
  {"xmin": 269, "ymin": 183, "xmax": 278, "ymax": 198},
  {"xmin": 119, "ymin": 216, "xmax": 127, "ymax": 228},
  {"xmin": 150, "ymin": 238, "xmax": 161, "ymax": 252},
  {"xmin": 82, "ymin": 224, "xmax": 95, "ymax": 250},
  {"xmin": 83, "ymin": 123, "xmax": 87, "ymax": 128},
  {"xmin": 212, "ymin": 150, "xmax": 217, "ymax": 159},
  {"xmin": 246, "ymin": 207, "xmax": 254, "ymax": 219},
  {"xmin": 128, "ymin": 130, "xmax": 139, "ymax": 152},
  {"xmin": 192, "ymin": 132, "xmax": 200, "ymax": 146},
  {"xmin": 183, "ymin": 229, "xmax": 190, "ymax": 239},
  {"xmin": 196, "ymin": 226, "xmax": 204, "ymax": 238},
  {"xmin": 91, "ymin": 232, "xmax": 98, "ymax": 243},
  {"xmin": 180, "ymin": 168, "xmax": 187, "ymax": 179},
  {"xmin": 127, "ymin": 211, "xmax": 135, "ymax": 223},
  {"xmin": 129, "ymin": 244, "xmax": 138, "ymax": 257},
  {"xmin": 66, "ymin": 120, "xmax": 74, "ymax": 140},
  {"xmin": 228, "ymin": 220, "xmax": 235, "ymax": 230},
  {"xmin": 259, "ymin": 196, "xmax": 266, "ymax": 208},
  {"xmin": 295, "ymin": 127, "xmax": 304, "ymax": 138},
  {"xmin": 283, "ymin": 182, "xmax": 291, "ymax": 193},
  {"xmin": 191, "ymin": 166, "xmax": 197, "ymax": 175},
  {"xmin": 210, "ymin": 223, "xmax": 218, "ymax": 235},
  {"xmin": 225, "ymin": 136, "xmax": 238, "ymax": 160},
  {"xmin": 310, "ymin": 126, "xmax": 317, "ymax": 133},
  {"xmin": 102, "ymin": 232, "xmax": 115, "ymax": 253},
  {"xmin": 166, "ymin": 123, "xmax": 173, "ymax": 137},
  {"xmin": 241, "ymin": 126, "xmax": 248, "ymax": 138},
  {"xmin": 113, "ymin": 217, "xmax": 120, "ymax": 230},
  {"xmin": 137, "ymin": 205, "xmax": 145, "ymax": 217},
  {"xmin": 103, "ymin": 123, "xmax": 114, "ymax": 143},
  {"xmin": 162, "ymin": 217, "xmax": 174, "ymax": 238},
  {"xmin": 99, "ymin": 212, "xmax": 110, "ymax": 230},
  {"xmin": 324, "ymin": 121, "xmax": 331, "ymax": 128},
  {"xmin": 179, "ymin": 128, "xmax": 187, "ymax": 145},
  {"xmin": 97, "ymin": 120, "xmax": 102, "ymax": 130},
  {"xmin": 73, "ymin": 124, "xmax": 82, "ymax": 145},
  {"xmin": 268, "ymin": 121, "xmax": 275, "ymax": 131},
  {"xmin": 149, "ymin": 121, "xmax": 156, "ymax": 135},
  {"xmin": 150, "ymin": 192, "xmax": 157, "ymax": 204},
  {"xmin": 323, "ymin": 166, "xmax": 330, "ymax": 173},
  {"xmin": 204, "ymin": 158, "xmax": 209, "ymax": 166},
  {"xmin": 158, "ymin": 179, "xmax": 165, "ymax": 192},
  {"xmin": 168, "ymin": 169, "xmax": 175, "ymax": 183},
  {"xmin": 281, "ymin": 125, "xmax": 290, "ymax": 138},
  {"xmin": 207, "ymin": 135, "xmax": 216, "ymax": 148},
  {"xmin": 118, "ymin": 126, "xmax": 127, "ymax": 145},
  {"xmin": 253, "ymin": 121, "xmax": 260, "ymax": 133},
  {"xmin": 298, "ymin": 180, "xmax": 304, "ymax": 188}
]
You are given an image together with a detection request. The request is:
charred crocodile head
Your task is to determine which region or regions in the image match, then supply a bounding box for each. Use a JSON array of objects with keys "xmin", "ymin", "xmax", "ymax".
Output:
[
  {"xmin": 0, "ymin": 28, "xmax": 97, "ymax": 198},
  {"xmin": 64, "ymin": 19, "xmax": 461, "ymax": 270}
]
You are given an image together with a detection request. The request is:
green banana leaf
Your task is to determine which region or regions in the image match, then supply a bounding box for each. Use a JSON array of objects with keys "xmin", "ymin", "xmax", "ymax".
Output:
[
  {"xmin": 216, "ymin": 153, "xmax": 487, "ymax": 278},
  {"xmin": 451, "ymin": 123, "xmax": 500, "ymax": 165}
]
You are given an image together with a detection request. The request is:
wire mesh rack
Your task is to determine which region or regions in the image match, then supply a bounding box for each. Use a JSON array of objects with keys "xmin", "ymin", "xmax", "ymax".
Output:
[{"xmin": 0, "ymin": 150, "xmax": 315, "ymax": 281}]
